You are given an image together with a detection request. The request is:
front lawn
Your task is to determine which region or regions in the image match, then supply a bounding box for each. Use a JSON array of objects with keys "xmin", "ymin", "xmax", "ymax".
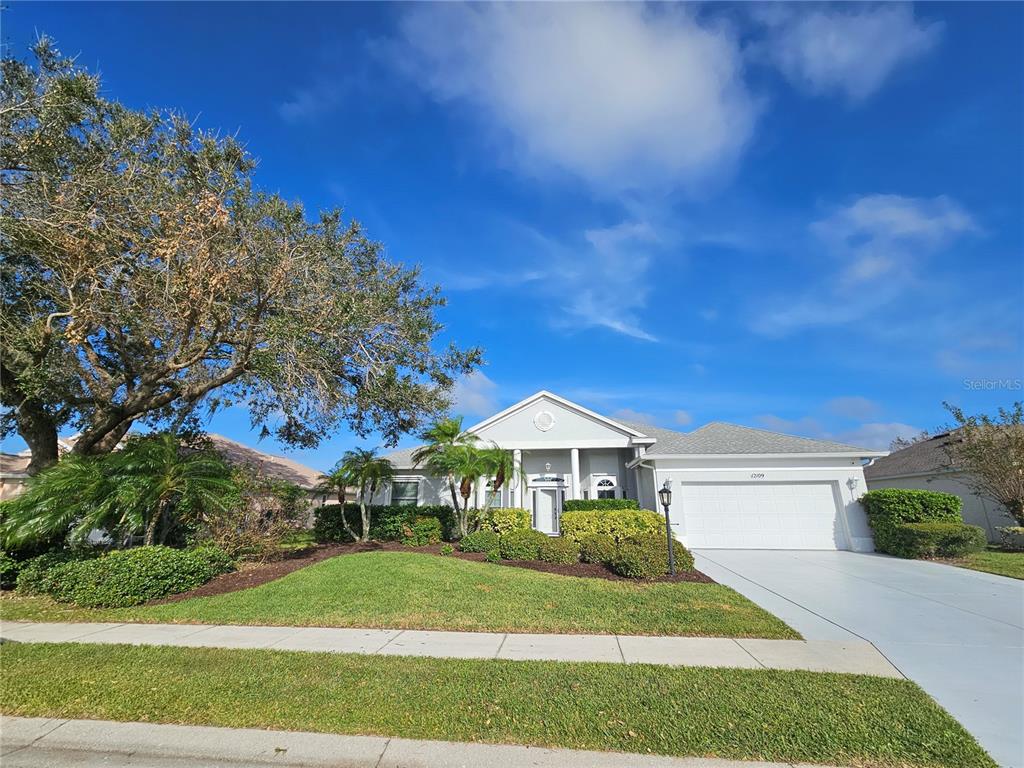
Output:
[
  {"xmin": 0, "ymin": 643, "xmax": 993, "ymax": 768},
  {"xmin": 0, "ymin": 550, "xmax": 797, "ymax": 638},
  {"xmin": 944, "ymin": 548, "xmax": 1024, "ymax": 580}
]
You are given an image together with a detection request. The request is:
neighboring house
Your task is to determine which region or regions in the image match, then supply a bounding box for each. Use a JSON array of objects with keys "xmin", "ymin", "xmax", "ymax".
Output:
[
  {"xmin": 0, "ymin": 453, "xmax": 30, "ymax": 500},
  {"xmin": 864, "ymin": 431, "xmax": 1015, "ymax": 541},
  {"xmin": 381, "ymin": 391, "xmax": 886, "ymax": 552}
]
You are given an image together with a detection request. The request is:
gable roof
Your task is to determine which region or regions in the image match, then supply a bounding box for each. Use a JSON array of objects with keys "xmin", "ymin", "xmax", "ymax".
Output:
[
  {"xmin": 621, "ymin": 420, "xmax": 884, "ymax": 457},
  {"xmin": 863, "ymin": 432, "xmax": 956, "ymax": 479},
  {"xmin": 466, "ymin": 390, "xmax": 650, "ymax": 439},
  {"xmin": 207, "ymin": 434, "xmax": 323, "ymax": 490}
]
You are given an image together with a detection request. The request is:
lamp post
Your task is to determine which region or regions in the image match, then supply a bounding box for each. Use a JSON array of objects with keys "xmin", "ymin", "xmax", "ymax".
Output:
[{"xmin": 658, "ymin": 480, "xmax": 675, "ymax": 576}]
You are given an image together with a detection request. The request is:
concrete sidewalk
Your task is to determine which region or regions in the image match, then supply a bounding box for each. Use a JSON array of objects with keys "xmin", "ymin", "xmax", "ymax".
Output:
[
  {"xmin": 0, "ymin": 620, "xmax": 901, "ymax": 677},
  {"xmin": 0, "ymin": 716, "xmax": 844, "ymax": 767}
]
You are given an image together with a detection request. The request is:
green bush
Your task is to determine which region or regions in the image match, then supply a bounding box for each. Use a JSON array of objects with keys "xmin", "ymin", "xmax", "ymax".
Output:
[
  {"xmin": 313, "ymin": 504, "xmax": 454, "ymax": 543},
  {"xmin": 498, "ymin": 529, "xmax": 549, "ymax": 561},
  {"xmin": 537, "ymin": 536, "xmax": 580, "ymax": 565},
  {"xmin": 563, "ymin": 498, "xmax": 639, "ymax": 512},
  {"xmin": 485, "ymin": 549, "xmax": 501, "ymax": 564},
  {"xmin": 561, "ymin": 509, "xmax": 664, "ymax": 543},
  {"xmin": 45, "ymin": 546, "xmax": 225, "ymax": 608},
  {"xmin": 997, "ymin": 526, "xmax": 1024, "ymax": 552},
  {"xmin": 484, "ymin": 507, "xmax": 531, "ymax": 535},
  {"xmin": 860, "ymin": 489, "xmax": 962, "ymax": 554},
  {"xmin": 402, "ymin": 516, "xmax": 443, "ymax": 547},
  {"xmin": 459, "ymin": 529, "xmax": 499, "ymax": 553},
  {"xmin": 578, "ymin": 533, "xmax": 617, "ymax": 564},
  {"xmin": 439, "ymin": 543, "xmax": 454, "ymax": 556},
  {"xmin": 187, "ymin": 544, "xmax": 236, "ymax": 576},
  {"xmin": 16, "ymin": 549, "xmax": 100, "ymax": 595},
  {"xmin": 887, "ymin": 522, "xmax": 987, "ymax": 559},
  {"xmin": 610, "ymin": 533, "xmax": 694, "ymax": 580},
  {"xmin": 0, "ymin": 552, "xmax": 20, "ymax": 589}
]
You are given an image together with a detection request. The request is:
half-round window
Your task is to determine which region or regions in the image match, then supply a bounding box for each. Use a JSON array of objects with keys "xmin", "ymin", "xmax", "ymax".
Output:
[{"xmin": 596, "ymin": 478, "xmax": 617, "ymax": 500}]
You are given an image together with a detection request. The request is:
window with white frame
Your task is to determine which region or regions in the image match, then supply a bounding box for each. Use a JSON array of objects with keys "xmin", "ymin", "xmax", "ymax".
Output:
[
  {"xmin": 486, "ymin": 478, "xmax": 504, "ymax": 509},
  {"xmin": 596, "ymin": 478, "xmax": 617, "ymax": 499},
  {"xmin": 391, "ymin": 480, "xmax": 419, "ymax": 506}
]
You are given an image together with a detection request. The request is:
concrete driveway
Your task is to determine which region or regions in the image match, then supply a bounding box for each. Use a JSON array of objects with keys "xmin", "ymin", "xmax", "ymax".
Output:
[{"xmin": 694, "ymin": 550, "xmax": 1023, "ymax": 768}]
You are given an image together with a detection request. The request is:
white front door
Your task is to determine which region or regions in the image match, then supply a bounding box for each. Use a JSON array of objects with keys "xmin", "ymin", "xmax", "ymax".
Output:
[
  {"xmin": 680, "ymin": 482, "xmax": 848, "ymax": 550},
  {"xmin": 532, "ymin": 488, "xmax": 560, "ymax": 534}
]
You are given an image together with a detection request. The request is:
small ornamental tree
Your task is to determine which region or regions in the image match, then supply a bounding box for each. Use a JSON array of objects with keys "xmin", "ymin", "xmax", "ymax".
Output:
[
  {"xmin": 1, "ymin": 39, "xmax": 479, "ymax": 474},
  {"xmin": 334, "ymin": 448, "xmax": 394, "ymax": 542},
  {"xmin": 943, "ymin": 402, "xmax": 1024, "ymax": 526}
]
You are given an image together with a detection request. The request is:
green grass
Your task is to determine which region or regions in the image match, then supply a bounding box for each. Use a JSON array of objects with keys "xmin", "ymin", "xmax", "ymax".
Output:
[
  {"xmin": 0, "ymin": 551, "xmax": 797, "ymax": 638},
  {"xmin": 944, "ymin": 548, "xmax": 1024, "ymax": 580},
  {"xmin": 0, "ymin": 643, "xmax": 993, "ymax": 768}
]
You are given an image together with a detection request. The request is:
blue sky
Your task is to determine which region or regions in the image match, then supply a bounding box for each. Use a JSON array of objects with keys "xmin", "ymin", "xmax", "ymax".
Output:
[{"xmin": 5, "ymin": 2, "xmax": 1022, "ymax": 470}]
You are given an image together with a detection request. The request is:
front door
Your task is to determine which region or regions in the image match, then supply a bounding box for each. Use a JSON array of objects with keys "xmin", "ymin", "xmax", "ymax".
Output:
[{"xmin": 532, "ymin": 488, "xmax": 561, "ymax": 534}]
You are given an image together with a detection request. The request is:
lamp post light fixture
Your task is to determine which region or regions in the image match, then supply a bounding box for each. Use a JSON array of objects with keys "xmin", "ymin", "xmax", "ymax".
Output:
[{"xmin": 658, "ymin": 480, "xmax": 676, "ymax": 576}]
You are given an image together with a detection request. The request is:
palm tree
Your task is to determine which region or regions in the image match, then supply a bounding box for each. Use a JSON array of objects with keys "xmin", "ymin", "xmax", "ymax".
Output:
[
  {"xmin": 0, "ymin": 433, "xmax": 235, "ymax": 548},
  {"xmin": 412, "ymin": 417, "xmax": 477, "ymax": 513},
  {"xmin": 335, "ymin": 448, "xmax": 394, "ymax": 542},
  {"xmin": 478, "ymin": 444, "xmax": 523, "ymax": 516}
]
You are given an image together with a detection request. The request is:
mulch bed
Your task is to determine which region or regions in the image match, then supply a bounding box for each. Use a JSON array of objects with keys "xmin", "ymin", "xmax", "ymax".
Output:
[{"xmin": 154, "ymin": 539, "xmax": 715, "ymax": 604}]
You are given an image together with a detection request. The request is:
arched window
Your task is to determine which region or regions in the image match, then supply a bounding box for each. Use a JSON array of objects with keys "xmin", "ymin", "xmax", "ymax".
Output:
[{"xmin": 596, "ymin": 478, "xmax": 616, "ymax": 500}]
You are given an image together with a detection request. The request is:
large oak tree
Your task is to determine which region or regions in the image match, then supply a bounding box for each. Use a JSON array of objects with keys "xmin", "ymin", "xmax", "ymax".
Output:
[{"xmin": 1, "ymin": 40, "xmax": 480, "ymax": 473}]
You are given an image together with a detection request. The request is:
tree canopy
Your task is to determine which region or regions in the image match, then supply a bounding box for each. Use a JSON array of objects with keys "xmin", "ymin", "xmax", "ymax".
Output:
[{"xmin": 1, "ymin": 39, "xmax": 480, "ymax": 473}]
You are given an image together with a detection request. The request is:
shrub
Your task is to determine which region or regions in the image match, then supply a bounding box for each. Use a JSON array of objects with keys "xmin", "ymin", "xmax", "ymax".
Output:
[
  {"xmin": 887, "ymin": 522, "xmax": 987, "ymax": 559},
  {"xmin": 499, "ymin": 529, "xmax": 549, "ymax": 561},
  {"xmin": 485, "ymin": 549, "xmax": 501, "ymax": 564},
  {"xmin": 402, "ymin": 516, "xmax": 443, "ymax": 547},
  {"xmin": 0, "ymin": 552, "xmax": 20, "ymax": 589},
  {"xmin": 314, "ymin": 504, "xmax": 454, "ymax": 543},
  {"xmin": 537, "ymin": 536, "xmax": 580, "ymax": 565},
  {"xmin": 578, "ymin": 533, "xmax": 617, "ymax": 564},
  {"xmin": 16, "ymin": 549, "xmax": 100, "ymax": 595},
  {"xmin": 611, "ymin": 533, "xmax": 694, "ymax": 580},
  {"xmin": 439, "ymin": 543, "xmax": 454, "ymax": 556},
  {"xmin": 561, "ymin": 509, "xmax": 664, "ymax": 543},
  {"xmin": 997, "ymin": 526, "xmax": 1024, "ymax": 552},
  {"xmin": 563, "ymin": 498, "xmax": 639, "ymax": 512},
  {"xmin": 459, "ymin": 529, "xmax": 499, "ymax": 553},
  {"xmin": 485, "ymin": 507, "xmax": 531, "ymax": 535},
  {"xmin": 45, "ymin": 546, "xmax": 224, "ymax": 608},
  {"xmin": 860, "ymin": 489, "xmax": 962, "ymax": 555},
  {"xmin": 187, "ymin": 544, "xmax": 236, "ymax": 576}
]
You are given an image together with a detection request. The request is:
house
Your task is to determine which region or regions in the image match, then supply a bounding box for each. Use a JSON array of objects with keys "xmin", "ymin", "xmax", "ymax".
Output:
[
  {"xmin": 0, "ymin": 453, "xmax": 30, "ymax": 501},
  {"xmin": 864, "ymin": 431, "xmax": 1015, "ymax": 541},
  {"xmin": 382, "ymin": 391, "xmax": 886, "ymax": 551}
]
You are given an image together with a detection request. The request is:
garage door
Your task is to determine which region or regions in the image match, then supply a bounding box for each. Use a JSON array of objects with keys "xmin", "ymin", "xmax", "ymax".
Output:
[{"xmin": 680, "ymin": 482, "xmax": 847, "ymax": 550}]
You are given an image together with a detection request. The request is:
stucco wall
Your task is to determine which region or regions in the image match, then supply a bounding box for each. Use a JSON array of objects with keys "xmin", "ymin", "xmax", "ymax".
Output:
[
  {"xmin": 866, "ymin": 472, "xmax": 1014, "ymax": 541},
  {"xmin": 473, "ymin": 395, "xmax": 634, "ymax": 448}
]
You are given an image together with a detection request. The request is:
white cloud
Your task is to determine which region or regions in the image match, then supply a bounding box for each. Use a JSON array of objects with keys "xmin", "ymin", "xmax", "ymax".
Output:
[
  {"xmin": 826, "ymin": 396, "xmax": 881, "ymax": 420},
  {"xmin": 754, "ymin": 4, "xmax": 942, "ymax": 103},
  {"xmin": 756, "ymin": 414, "xmax": 826, "ymax": 437},
  {"xmin": 757, "ymin": 194, "xmax": 976, "ymax": 336},
  {"xmin": 451, "ymin": 371, "xmax": 499, "ymax": 417},
  {"xmin": 611, "ymin": 408, "xmax": 655, "ymax": 425},
  {"xmin": 835, "ymin": 422, "xmax": 922, "ymax": 451},
  {"xmin": 391, "ymin": 3, "xmax": 757, "ymax": 194},
  {"xmin": 673, "ymin": 410, "xmax": 694, "ymax": 426}
]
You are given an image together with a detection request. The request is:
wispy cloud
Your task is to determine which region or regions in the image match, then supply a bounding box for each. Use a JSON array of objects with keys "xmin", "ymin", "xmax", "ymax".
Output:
[
  {"xmin": 451, "ymin": 370, "xmax": 499, "ymax": 418},
  {"xmin": 752, "ymin": 3, "xmax": 942, "ymax": 103},
  {"xmin": 825, "ymin": 396, "xmax": 881, "ymax": 420},
  {"xmin": 389, "ymin": 3, "xmax": 757, "ymax": 195},
  {"xmin": 673, "ymin": 410, "xmax": 694, "ymax": 426},
  {"xmin": 611, "ymin": 408, "xmax": 655, "ymax": 425},
  {"xmin": 756, "ymin": 411, "xmax": 922, "ymax": 451}
]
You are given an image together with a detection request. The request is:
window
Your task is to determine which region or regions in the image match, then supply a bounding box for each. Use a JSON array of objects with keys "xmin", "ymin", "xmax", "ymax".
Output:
[
  {"xmin": 596, "ymin": 478, "xmax": 617, "ymax": 500},
  {"xmin": 486, "ymin": 479, "xmax": 503, "ymax": 509},
  {"xmin": 391, "ymin": 480, "xmax": 419, "ymax": 506}
]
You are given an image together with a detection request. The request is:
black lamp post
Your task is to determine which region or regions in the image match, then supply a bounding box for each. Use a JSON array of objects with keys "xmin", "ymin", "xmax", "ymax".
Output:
[{"xmin": 658, "ymin": 480, "xmax": 675, "ymax": 576}]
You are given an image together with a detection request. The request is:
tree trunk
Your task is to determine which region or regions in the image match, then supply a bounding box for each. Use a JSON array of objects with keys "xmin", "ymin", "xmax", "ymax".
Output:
[
  {"xmin": 13, "ymin": 401, "xmax": 60, "ymax": 475},
  {"xmin": 336, "ymin": 489, "xmax": 358, "ymax": 541},
  {"xmin": 143, "ymin": 500, "xmax": 165, "ymax": 547}
]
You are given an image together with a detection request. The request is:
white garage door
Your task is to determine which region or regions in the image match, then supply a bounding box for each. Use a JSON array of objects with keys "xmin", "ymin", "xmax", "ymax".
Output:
[{"xmin": 680, "ymin": 482, "xmax": 848, "ymax": 550}]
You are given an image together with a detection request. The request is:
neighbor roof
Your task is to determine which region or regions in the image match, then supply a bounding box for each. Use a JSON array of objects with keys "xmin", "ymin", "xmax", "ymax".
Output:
[
  {"xmin": 620, "ymin": 420, "xmax": 882, "ymax": 456},
  {"xmin": 382, "ymin": 445, "xmax": 421, "ymax": 470},
  {"xmin": 207, "ymin": 434, "xmax": 323, "ymax": 490},
  {"xmin": 863, "ymin": 432, "xmax": 956, "ymax": 479},
  {"xmin": 0, "ymin": 452, "xmax": 31, "ymax": 477}
]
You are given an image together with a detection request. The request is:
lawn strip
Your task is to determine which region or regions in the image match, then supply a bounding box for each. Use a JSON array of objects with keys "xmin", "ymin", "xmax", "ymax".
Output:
[
  {"xmin": 942, "ymin": 550, "xmax": 1023, "ymax": 580},
  {"xmin": 0, "ymin": 642, "xmax": 993, "ymax": 768}
]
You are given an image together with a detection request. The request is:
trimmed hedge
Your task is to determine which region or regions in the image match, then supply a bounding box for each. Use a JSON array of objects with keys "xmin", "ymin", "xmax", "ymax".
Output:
[
  {"xmin": 561, "ymin": 508, "xmax": 664, "ymax": 543},
  {"xmin": 43, "ymin": 545, "xmax": 234, "ymax": 608},
  {"xmin": 459, "ymin": 529, "xmax": 498, "ymax": 553},
  {"xmin": 887, "ymin": 522, "xmax": 986, "ymax": 559},
  {"xmin": 860, "ymin": 489, "xmax": 962, "ymax": 555},
  {"xmin": 313, "ymin": 504, "xmax": 454, "ymax": 543},
  {"xmin": 997, "ymin": 526, "xmax": 1024, "ymax": 552},
  {"xmin": 537, "ymin": 536, "xmax": 580, "ymax": 565},
  {"xmin": 498, "ymin": 529, "xmax": 549, "ymax": 561},
  {"xmin": 611, "ymin": 533, "xmax": 694, "ymax": 580},
  {"xmin": 563, "ymin": 498, "xmax": 639, "ymax": 512},
  {"xmin": 578, "ymin": 533, "xmax": 617, "ymax": 564},
  {"xmin": 15, "ymin": 549, "xmax": 101, "ymax": 595},
  {"xmin": 402, "ymin": 516, "xmax": 442, "ymax": 547},
  {"xmin": 484, "ymin": 507, "xmax": 531, "ymax": 535}
]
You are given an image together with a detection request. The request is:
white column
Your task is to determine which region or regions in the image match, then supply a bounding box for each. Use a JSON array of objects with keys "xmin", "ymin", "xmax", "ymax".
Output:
[
  {"xmin": 513, "ymin": 449, "xmax": 523, "ymax": 508},
  {"xmin": 570, "ymin": 448, "xmax": 581, "ymax": 500}
]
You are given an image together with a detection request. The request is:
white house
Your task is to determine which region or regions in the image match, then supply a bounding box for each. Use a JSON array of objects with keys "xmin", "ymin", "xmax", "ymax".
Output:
[{"xmin": 382, "ymin": 391, "xmax": 886, "ymax": 551}]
